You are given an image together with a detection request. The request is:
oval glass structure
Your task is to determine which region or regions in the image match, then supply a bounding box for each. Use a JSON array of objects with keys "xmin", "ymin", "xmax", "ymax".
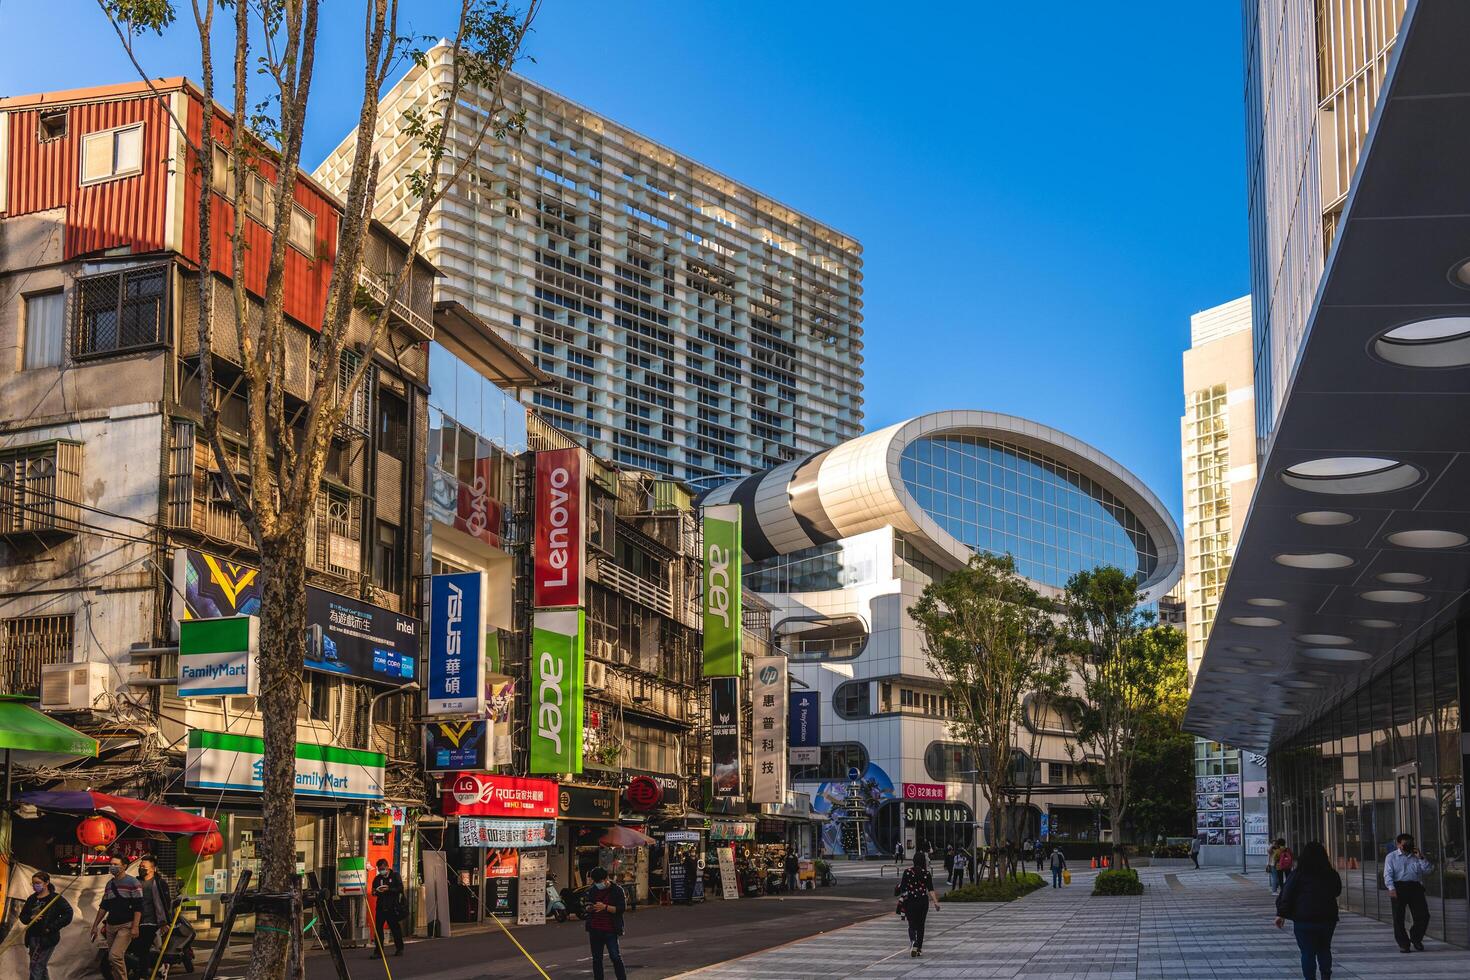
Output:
[{"xmin": 899, "ymin": 435, "xmax": 1159, "ymax": 589}]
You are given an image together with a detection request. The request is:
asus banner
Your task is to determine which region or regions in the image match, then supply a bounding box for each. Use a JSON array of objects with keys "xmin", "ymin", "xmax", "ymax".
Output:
[
  {"xmin": 710, "ymin": 676, "xmax": 742, "ymax": 797},
  {"xmin": 534, "ymin": 449, "xmax": 585, "ymax": 608},
  {"xmin": 751, "ymin": 656, "xmax": 788, "ymax": 804},
  {"xmin": 529, "ymin": 609, "xmax": 585, "ymax": 774},
  {"xmin": 701, "ymin": 504, "xmax": 743, "ymax": 677},
  {"xmin": 427, "ymin": 571, "xmax": 488, "ymax": 716}
]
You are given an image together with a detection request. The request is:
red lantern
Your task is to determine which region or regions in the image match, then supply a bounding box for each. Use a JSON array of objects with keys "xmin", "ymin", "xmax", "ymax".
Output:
[
  {"xmin": 76, "ymin": 815, "xmax": 118, "ymax": 852},
  {"xmin": 189, "ymin": 831, "xmax": 224, "ymax": 857}
]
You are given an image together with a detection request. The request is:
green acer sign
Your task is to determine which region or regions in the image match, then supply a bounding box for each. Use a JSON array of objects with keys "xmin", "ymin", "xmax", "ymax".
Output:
[
  {"xmin": 529, "ymin": 609, "xmax": 584, "ymax": 774},
  {"xmin": 702, "ymin": 504, "xmax": 743, "ymax": 677}
]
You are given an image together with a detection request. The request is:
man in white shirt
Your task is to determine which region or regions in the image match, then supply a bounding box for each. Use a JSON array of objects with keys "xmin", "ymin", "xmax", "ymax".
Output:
[{"xmin": 1383, "ymin": 833, "xmax": 1433, "ymax": 952}]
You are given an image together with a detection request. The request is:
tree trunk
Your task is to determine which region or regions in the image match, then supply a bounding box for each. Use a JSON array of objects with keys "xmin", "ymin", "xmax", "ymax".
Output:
[{"xmin": 245, "ymin": 530, "xmax": 309, "ymax": 980}]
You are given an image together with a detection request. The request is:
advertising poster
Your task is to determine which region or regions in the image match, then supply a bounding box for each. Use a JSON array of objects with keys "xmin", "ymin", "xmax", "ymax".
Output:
[
  {"xmin": 701, "ymin": 505, "xmax": 743, "ymax": 677},
  {"xmin": 441, "ymin": 773, "xmax": 558, "ymax": 818},
  {"xmin": 428, "ymin": 460, "xmax": 504, "ymax": 549},
  {"xmin": 668, "ymin": 858, "xmax": 690, "ymax": 903},
  {"xmin": 716, "ymin": 846, "xmax": 740, "ymax": 900},
  {"xmin": 459, "ymin": 818, "xmax": 557, "ymax": 849},
  {"xmin": 788, "ymin": 690, "xmax": 820, "ymax": 766},
  {"xmin": 533, "ymin": 449, "xmax": 585, "ymax": 608},
  {"xmin": 529, "ymin": 609, "xmax": 585, "ymax": 774},
  {"xmin": 710, "ymin": 677, "xmax": 742, "ymax": 797},
  {"xmin": 425, "ymin": 721, "xmax": 491, "ymax": 772},
  {"xmin": 427, "ymin": 571, "xmax": 487, "ymax": 716},
  {"xmin": 751, "ymin": 656, "xmax": 788, "ymax": 804},
  {"xmin": 517, "ymin": 850, "xmax": 548, "ymax": 926},
  {"xmin": 558, "ymin": 784, "xmax": 619, "ymax": 822}
]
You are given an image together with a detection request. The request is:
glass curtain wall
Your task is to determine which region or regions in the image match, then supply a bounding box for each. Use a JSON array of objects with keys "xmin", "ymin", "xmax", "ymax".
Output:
[{"xmin": 1267, "ymin": 623, "xmax": 1467, "ymax": 946}]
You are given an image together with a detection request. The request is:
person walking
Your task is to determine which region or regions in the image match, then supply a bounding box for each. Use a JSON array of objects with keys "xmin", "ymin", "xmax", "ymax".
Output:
[
  {"xmin": 91, "ymin": 856, "xmax": 142, "ymax": 980},
  {"xmin": 784, "ymin": 851, "xmax": 799, "ymax": 894},
  {"xmin": 1190, "ymin": 835, "xmax": 1201, "ymax": 869},
  {"xmin": 1049, "ymin": 847, "xmax": 1067, "ymax": 889},
  {"xmin": 1034, "ymin": 839, "xmax": 1044, "ymax": 872},
  {"xmin": 369, "ymin": 858, "xmax": 406, "ymax": 958},
  {"xmin": 19, "ymin": 871, "xmax": 73, "ymax": 980},
  {"xmin": 585, "ymin": 867, "xmax": 628, "ymax": 980},
  {"xmin": 942, "ymin": 845, "xmax": 955, "ymax": 881},
  {"xmin": 1384, "ymin": 833, "xmax": 1433, "ymax": 953},
  {"xmin": 1274, "ymin": 841, "xmax": 1341, "ymax": 980},
  {"xmin": 894, "ymin": 853, "xmax": 940, "ymax": 958},
  {"xmin": 131, "ymin": 855, "xmax": 172, "ymax": 972},
  {"xmin": 1267, "ymin": 838, "xmax": 1287, "ymax": 894},
  {"xmin": 950, "ymin": 848, "xmax": 968, "ymax": 889},
  {"xmin": 893, "ymin": 841, "xmax": 905, "ymax": 865}
]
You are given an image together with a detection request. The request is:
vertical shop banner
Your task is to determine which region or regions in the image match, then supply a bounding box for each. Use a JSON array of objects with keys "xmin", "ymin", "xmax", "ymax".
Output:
[
  {"xmin": 701, "ymin": 504, "xmax": 743, "ymax": 677},
  {"xmin": 716, "ymin": 846, "xmax": 740, "ymax": 900},
  {"xmin": 529, "ymin": 610, "xmax": 585, "ymax": 774},
  {"xmin": 428, "ymin": 571, "xmax": 488, "ymax": 715},
  {"xmin": 788, "ymin": 690, "xmax": 820, "ymax": 766},
  {"xmin": 710, "ymin": 676, "xmax": 742, "ymax": 797},
  {"xmin": 533, "ymin": 449, "xmax": 585, "ymax": 608},
  {"xmin": 516, "ymin": 849, "xmax": 548, "ymax": 925},
  {"xmin": 751, "ymin": 656, "xmax": 788, "ymax": 804}
]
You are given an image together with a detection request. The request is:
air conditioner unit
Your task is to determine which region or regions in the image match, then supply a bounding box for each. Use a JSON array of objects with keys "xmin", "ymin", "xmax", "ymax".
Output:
[
  {"xmin": 595, "ymin": 640, "xmax": 616, "ymax": 661},
  {"xmin": 40, "ymin": 662, "xmax": 111, "ymax": 712},
  {"xmin": 586, "ymin": 660, "xmax": 607, "ymax": 691}
]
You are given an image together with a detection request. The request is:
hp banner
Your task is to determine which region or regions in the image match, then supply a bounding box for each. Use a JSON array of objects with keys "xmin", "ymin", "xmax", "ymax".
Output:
[
  {"xmin": 710, "ymin": 676, "xmax": 742, "ymax": 797},
  {"xmin": 788, "ymin": 690, "xmax": 820, "ymax": 766},
  {"xmin": 701, "ymin": 504, "xmax": 743, "ymax": 677},
  {"xmin": 428, "ymin": 571, "xmax": 487, "ymax": 716},
  {"xmin": 751, "ymin": 656, "xmax": 788, "ymax": 804},
  {"xmin": 529, "ymin": 609, "xmax": 585, "ymax": 774}
]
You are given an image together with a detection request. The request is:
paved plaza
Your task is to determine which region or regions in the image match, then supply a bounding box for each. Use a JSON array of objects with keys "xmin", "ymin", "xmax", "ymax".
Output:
[{"xmin": 677, "ymin": 867, "xmax": 1470, "ymax": 979}]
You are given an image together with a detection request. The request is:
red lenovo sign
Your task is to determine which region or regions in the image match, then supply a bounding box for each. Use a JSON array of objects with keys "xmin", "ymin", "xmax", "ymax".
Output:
[
  {"xmin": 903, "ymin": 783, "xmax": 947, "ymax": 801},
  {"xmin": 441, "ymin": 773, "xmax": 558, "ymax": 819},
  {"xmin": 533, "ymin": 449, "xmax": 584, "ymax": 608}
]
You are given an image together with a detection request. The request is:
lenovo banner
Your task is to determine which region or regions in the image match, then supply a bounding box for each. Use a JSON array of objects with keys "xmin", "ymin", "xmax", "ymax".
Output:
[
  {"xmin": 533, "ymin": 449, "xmax": 585, "ymax": 608},
  {"xmin": 710, "ymin": 676, "xmax": 742, "ymax": 797},
  {"xmin": 427, "ymin": 571, "xmax": 488, "ymax": 716},
  {"xmin": 702, "ymin": 504, "xmax": 743, "ymax": 677},
  {"xmin": 788, "ymin": 690, "xmax": 820, "ymax": 766},
  {"xmin": 528, "ymin": 609, "xmax": 585, "ymax": 774},
  {"xmin": 751, "ymin": 656, "xmax": 788, "ymax": 804},
  {"xmin": 441, "ymin": 772, "xmax": 559, "ymax": 818}
]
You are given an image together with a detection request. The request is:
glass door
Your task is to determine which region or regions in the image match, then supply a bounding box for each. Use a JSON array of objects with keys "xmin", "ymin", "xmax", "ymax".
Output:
[{"xmin": 1393, "ymin": 763, "xmax": 1421, "ymax": 846}]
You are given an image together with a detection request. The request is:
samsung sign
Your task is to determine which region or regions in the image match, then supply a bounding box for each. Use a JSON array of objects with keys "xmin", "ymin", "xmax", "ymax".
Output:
[{"xmin": 428, "ymin": 571, "xmax": 488, "ymax": 716}]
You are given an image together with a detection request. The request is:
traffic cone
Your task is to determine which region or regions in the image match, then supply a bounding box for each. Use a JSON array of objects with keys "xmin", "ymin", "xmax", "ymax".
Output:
[
  {"xmin": 1090, "ymin": 856, "xmax": 1097, "ymax": 869},
  {"xmin": 1102, "ymin": 856, "xmax": 1110, "ymax": 869}
]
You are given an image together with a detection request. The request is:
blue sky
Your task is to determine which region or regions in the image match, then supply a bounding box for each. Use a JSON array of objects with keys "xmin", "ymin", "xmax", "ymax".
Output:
[{"xmin": 0, "ymin": 1, "xmax": 1248, "ymax": 521}]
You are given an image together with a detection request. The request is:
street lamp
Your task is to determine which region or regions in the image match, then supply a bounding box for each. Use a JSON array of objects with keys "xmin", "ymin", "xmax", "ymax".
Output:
[{"xmin": 366, "ymin": 680, "xmax": 421, "ymax": 752}]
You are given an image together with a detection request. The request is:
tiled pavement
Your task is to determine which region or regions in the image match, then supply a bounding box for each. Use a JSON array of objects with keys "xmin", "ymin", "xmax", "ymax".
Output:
[{"xmin": 675, "ymin": 867, "xmax": 1470, "ymax": 979}]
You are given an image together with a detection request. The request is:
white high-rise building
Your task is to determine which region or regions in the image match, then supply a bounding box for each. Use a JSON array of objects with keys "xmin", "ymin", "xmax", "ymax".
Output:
[{"xmin": 316, "ymin": 47, "xmax": 865, "ymax": 483}]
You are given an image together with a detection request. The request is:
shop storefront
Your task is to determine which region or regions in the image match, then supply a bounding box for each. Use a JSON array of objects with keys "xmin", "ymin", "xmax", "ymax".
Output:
[
  {"xmin": 554, "ymin": 782, "xmax": 620, "ymax": 897},
  {"xmin": 436, "ymin": 772, "xmax": 558, "ymax": 920},
  {"xmin": 874, "ymin": 799, "xmax": 974, "ymax": 857}
]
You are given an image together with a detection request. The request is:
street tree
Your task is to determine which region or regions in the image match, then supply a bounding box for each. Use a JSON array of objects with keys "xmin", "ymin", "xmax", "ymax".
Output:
[
  {"xmin": 1120, "ymin": 624, "xmax": 1192, "ymax": 846},
  {"xmin": 909, "ymin": 553, "xmax": 1064, "ymax": 880},
  {"xmin": 1062, "ymin": 566, "xmax": 1173, "ymax": 868},
  {"xmin": 96, "ymin": 2, "xmax": 538, "ymax": 977}
]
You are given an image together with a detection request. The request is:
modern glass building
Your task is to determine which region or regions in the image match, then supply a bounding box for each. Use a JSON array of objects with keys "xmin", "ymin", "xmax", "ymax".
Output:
[{"xmin": 704, "ymin": 411, "xmax": 1182, "ymax": 855}]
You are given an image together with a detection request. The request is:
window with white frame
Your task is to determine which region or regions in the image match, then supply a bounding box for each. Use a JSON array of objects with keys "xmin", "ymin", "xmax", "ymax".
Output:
[
  {"xmin": 22, "ymin": 291, "xmax": 65, "ymax": 369},
  {"xmin": 288, "ymin": 205, "xmax": 316, "ymax": 254},
  {"xmin": 245, "ymin": 172, "xmax": 274, "ymax": 225},
  {"xmin": 80, "ymin": 123, "xmax": 143, "ymax": 185}
]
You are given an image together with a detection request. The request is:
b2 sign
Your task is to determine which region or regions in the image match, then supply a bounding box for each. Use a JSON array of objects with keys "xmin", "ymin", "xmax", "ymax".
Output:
[
  {"xmin": 702, "ymin": 504, "xmax": 742, "ymax": 677},
  {"xmin": 428, "ymin": 571, "xmax": 488, "ymax": 716},
  {"xmin": 533, "ymin": 449, "xmax": 584, "ymax": 608},
  {"xmin": 178, "ymin": 616, "xmax": 258, "ymax": 697},
  {"xmin": 528, "ymin": 609, "xmax": 584, "ymax": 774}
]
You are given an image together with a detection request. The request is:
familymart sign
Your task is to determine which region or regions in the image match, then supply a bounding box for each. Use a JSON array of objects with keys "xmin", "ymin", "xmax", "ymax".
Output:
[
  {"xmin": 178, "ymin": 616, "xmax": 258, "ymax": 697},
  {"xmin": 185, "ymin": 730, "xmax": 385, "ymax": 801}
]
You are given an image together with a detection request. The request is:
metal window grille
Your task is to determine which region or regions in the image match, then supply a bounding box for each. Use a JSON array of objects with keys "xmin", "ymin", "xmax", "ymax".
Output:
[
  {"xmin": 309, "ymin": 485, "xmax": 362, "ymax": 579},
  {"xmin": 0, "ymin": 441, "xmax": 83, "ymax": 537},
  {"xmin": 74, "ymin": 265, "xmax": 167, "ymax": 358},
  {"xmin": 336, "ymin": 349, "xmax": 373, "ymax": 438},
  {"xmin": 1, "ymin": 615, "xmax": 74, "ymax": 695}
]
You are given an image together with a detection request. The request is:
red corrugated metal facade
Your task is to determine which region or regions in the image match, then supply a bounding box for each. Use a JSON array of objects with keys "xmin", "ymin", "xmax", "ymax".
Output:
[
  {"xmin": 5, "ymin": 96, "xmax": 171, "ymax": 257},
  {"xmin": 6, "ymin": 83, "xmax": 339, "ymax": 331}
]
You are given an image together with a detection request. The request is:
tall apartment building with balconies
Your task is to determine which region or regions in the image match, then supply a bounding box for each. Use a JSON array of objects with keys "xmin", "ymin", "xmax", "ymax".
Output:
[{"xmin": 315, "ymin": 45, "xmax": 865, "ymax": 485}]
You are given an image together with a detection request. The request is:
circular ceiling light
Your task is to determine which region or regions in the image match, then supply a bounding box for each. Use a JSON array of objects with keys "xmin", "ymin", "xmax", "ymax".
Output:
[
  {"xmin": 1247, "ymin": 597, "xmax": 1287, "ymax": 607},
  {"xmin": 1356, "ymin": 619, "xmax": 1397, "ymax": 629},
  {"xmin": 1295, "ymin": 633, "xmax": 1352, "ymax": 645},
  {"xmin": 1231, "ymin": 616, "xmax": 1281, "ymax": 628},
  {"xmin": 1305, "ymin": 646, "xmax": 1370, "ymax": 664},
  {"xmin": 1281, "ymin": 457, "xmax": 1420, "ymax": 495},
  {"xmin": 1217, "ymin": 666, "xmax": 1248, "ymax": 675},
  {"xmin": 1275, "ymin": 552, "xmax": 1354, "ymax": 569},
  {"xmin": 1228, "ymin": 646, "xmax": 1259, "ymax": 654},
  {"xmin": 1295, "ymin": 510, "xmax": 1356, "ymax": 526},
  {"xmin": 1362, "ymin": 589, "xmax": 1427, "ymax": 604},
  {"xmin": 1374, "ymin": 316, "xmax": 1470, "ymax": 367},
  {"xmin": 1387, "ymin": 529, "xmax": 1468, "ymax": 549},
  {"xmin": 1280, "ymin": 679, "xmax": 1320, "ymax": 689},
  {"xmin": 1245, "ymin": 659, "xmax": 1275, "ymax": 668},
  {"xmin": 1377, "ymin": 571, "xmax": 1428, "ymax": 585}
]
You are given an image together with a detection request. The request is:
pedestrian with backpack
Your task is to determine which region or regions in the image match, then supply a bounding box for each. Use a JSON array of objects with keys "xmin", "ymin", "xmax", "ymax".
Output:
[
  {"xmin": 1049, "ymin": 848, "xmax": 1067, "ymax": 889},
  {"xmin": 894, "ymin": 853, "xmax": 940, "ymax": 958},
  {"xmin": 584, "ymin": 867, "xmax": 628, "ymax": 980},
  {"xmin": 19, "ymin": 871, "xmax": 73, "ymax": 980}
]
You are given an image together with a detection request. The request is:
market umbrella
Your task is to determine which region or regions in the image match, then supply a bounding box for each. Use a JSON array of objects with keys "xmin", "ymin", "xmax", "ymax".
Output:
[
  {"xmin": 598, "ymin": 826, "xmax": 655, "ymax": 847},
  {"xmin": 18, "ymin": 791, "xmax": 218, "ymax": 834}
]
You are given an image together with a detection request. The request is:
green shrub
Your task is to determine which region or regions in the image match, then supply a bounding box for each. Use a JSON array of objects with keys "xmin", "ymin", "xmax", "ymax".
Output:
[
  {"xmin": 939, "ymin": 873, "xmax": 1044, "ymax": 902},
  {"xmin": 1093, "ymin": 868, "xmax": 1143, "ymax": 896}
]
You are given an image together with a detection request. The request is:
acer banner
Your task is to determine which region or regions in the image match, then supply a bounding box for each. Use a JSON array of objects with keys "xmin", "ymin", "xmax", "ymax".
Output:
[
  {"xmin": 427, "ymin": 571, "xmax": 488, "ymax": 716},
  {"xmin": 533, "ymin": 449, "xmax": 585, "ymax": 608},
  {"xmin": 710, "ymin": 676, "xmax": 742, "ymax": 797},
  {"xmin": 751, "ymin": 656, "xmax": 788, "ymax": 804},
  {"xmin": 702, "ymin": 504, "xmax": 743, "ymax": 677},
  {"xmin": 529, "ymin": 609, "xmax": 585, "ymax": 774}
]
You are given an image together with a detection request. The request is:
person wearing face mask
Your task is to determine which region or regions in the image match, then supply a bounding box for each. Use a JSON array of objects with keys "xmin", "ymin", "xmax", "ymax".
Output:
[
  {"xmin": 584, "ymin": 866, "xmax": 627, "ymax": 980},
  {"xmin": 130, "ymin": 855, "xmax": 172, "ymax": 971},
  {"xmin": 19, "ymin": 871, "xmax": 73, "ymax": 980},
  {"xmin": 1384, "ymin": 833, "xmax": 1433, "ymax": 953},
  {"xmin": 369, "ymin": 858, "xmax": 406, "ymax": 958},
  {"xmin": 91, "ymin": 857, "xmax": 142, "ymax": 980}
]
